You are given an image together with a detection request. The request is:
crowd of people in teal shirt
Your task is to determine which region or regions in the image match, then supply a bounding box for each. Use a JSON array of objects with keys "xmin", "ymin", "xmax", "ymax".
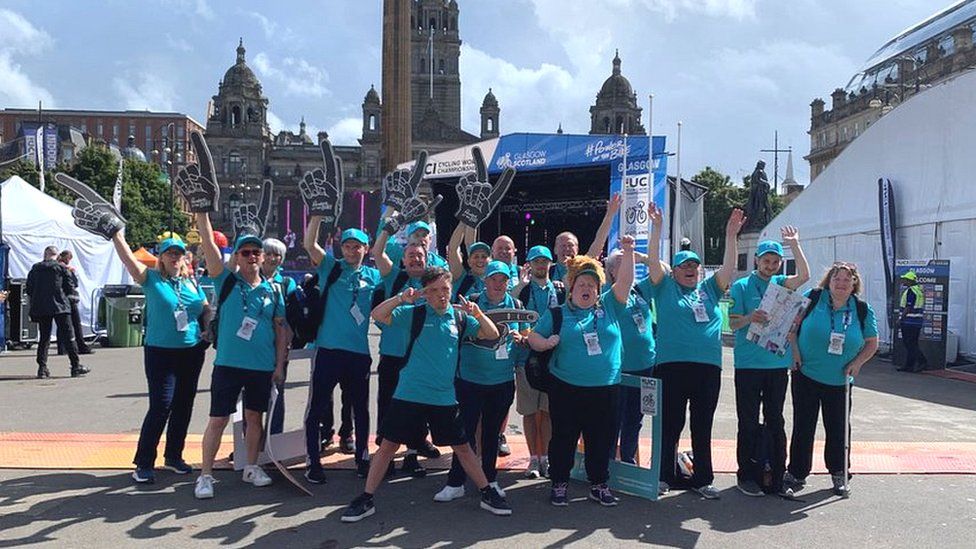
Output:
[{"xmin": 102, "ymin": 172, "xmax": 879, "ymax": 522}]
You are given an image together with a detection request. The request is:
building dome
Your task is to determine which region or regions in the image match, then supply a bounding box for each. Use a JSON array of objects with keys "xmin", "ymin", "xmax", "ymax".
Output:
[
  {"xmin": 598, "ymin": 50, "xmax": 634, "ymax": 98},
  {"xmin": 122, "ymin": 135, "xmax": 146, "ymax": 162},
  {"xmin": 364, "ymin": 84, "xmax": 380, "ymax": 104},
  {"xmin": 482, "ymin": 88, "xmax": 498, "ymax": 107},
  {"xmin": 222, "ymin": 39, "xmax": 261, "ymax": 90}
]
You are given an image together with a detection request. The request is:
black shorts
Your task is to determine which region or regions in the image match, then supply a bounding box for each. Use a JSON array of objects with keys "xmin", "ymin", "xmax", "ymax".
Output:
[
  {"xmin": 379, "ymin": 399, "xmax": 467, "ymax": 447},
  {"xmin": 209, "ymin": 365, "xmax": 274, "ymax": 417}
]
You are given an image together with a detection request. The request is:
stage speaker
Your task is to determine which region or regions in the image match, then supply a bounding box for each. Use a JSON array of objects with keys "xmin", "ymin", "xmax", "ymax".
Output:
[{"xmin": 4, "ymin": 279, "xmax": 39, "ymax": 345}]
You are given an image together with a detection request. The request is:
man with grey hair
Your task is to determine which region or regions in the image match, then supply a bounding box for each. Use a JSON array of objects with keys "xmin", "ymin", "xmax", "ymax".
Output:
[
  {"xmin": 261, "ymin": 237, "xmax": 298, "ymax": 436},
  {"xmin": 26, "ymin": 245, "xmax": 89, "ymax": 378}
]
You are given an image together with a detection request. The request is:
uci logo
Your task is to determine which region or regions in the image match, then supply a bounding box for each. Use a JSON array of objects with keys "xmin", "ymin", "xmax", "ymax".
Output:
[{"xmin": 625, "ymin": 175, "xmax": 649, "ymax": 188}]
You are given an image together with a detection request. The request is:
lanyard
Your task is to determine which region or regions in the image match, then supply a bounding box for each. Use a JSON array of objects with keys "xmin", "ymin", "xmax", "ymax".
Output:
[
  {"xmin": 829, "ymin": 300, "xmax": 852, "ymax": 333},
  {"xmin": 237, "ymin": 279, "xmax": 267, "ymax": 318},
  {"xmin": 680, "ymin": 286, "xmax": 706, "ymax": 310},
  {"xmin": 567, "ymin": 303, "xmax": 600, "ymax": 336},
  {"xmin": 166, "ymin": 276, "xmax": 186, "ymax": 310}
]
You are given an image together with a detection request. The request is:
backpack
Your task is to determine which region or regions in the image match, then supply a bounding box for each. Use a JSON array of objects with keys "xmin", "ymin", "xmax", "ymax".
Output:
[
  {"xmin": 370, "ymin": 269, "xmax": 411, "ymax": 310},
  {"xmin": 285, "ymin": 263, "xmax": 341, "ymax": 348},
  {"xmin": 518, "ymin": 280, "xmax": 566, "ymax": 311},
  {"xmin": 796, "ymin": 288, "xmax": 868, "ymax": 337},
  {"xmin": 453, "ymin": 272, "xmax": 478, "ymax": 303},
  {"xmin": 402, "ymin": 304, "xmax": 467, "ymax": 377},
  {"xmin": 524, "ymin": 306, "xmax": 563, "ymax": 392}
]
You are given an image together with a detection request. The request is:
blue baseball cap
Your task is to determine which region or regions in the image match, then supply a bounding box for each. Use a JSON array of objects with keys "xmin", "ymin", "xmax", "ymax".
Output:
[
  {"xmin": 233, "ymin": 235, "xmax": 263, "ymax": 253},
  {"xmin": 672, "ymin": 250, "xmax": 701, "ymax": 267},
  {"xmin": 341, "ymin": 228, "xmax": 370, "ymax": 245},
  {"xmin": 468, "ymin": 241, "xmax": 490, "ymax": 255},
  {"xmin": 158, "ymin": 237, "xmax": 186, "ymax": 254},
  {"xmin": 756, "ymin": 240, "xmax": 784, "ymax": 258},
  {"xmin": 407, "ymin": 221, "xmax": 431, "ymax": 236},
  {"xmin": 527, "ymin": 245, "xmax": 553, "ymax": 262},
  {"xmin": 485, "ymin": 260, "xmax": 512, "ymax": 280}
]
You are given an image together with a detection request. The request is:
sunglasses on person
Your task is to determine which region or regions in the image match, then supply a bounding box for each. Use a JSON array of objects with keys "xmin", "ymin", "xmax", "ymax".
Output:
[{"xmin": 238, "ymin": 249, "xmax": 264, "ymax": 258}]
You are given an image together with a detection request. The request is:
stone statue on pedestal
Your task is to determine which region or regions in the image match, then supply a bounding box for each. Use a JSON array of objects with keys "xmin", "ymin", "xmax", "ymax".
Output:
[{"xmin": 744, "ymin": 160, "xmax": 772, "ymax": 231}]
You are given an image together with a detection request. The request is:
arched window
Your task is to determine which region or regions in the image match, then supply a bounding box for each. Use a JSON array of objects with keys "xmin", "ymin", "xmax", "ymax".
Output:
[
  {"xmin": 429, "ymin": 17, "xmax": 436, "ymax": 30},
  {"xmin": 420, "ymin": 58, "xmax": 425, "ymax": 74},
  {"xmin": 487, "ymin": 118, "xmax": 494, "ymax": 132},
  {"xmin": 368, "ymin": 114, "xmax": 377, "ymax": 131},
  {"xmin": 615, "ymin": 115, "xmax": 624, "ymax": 133},
  {"xmin": 228, "ymin": 151, "xmax": 242, "ymax": 175},
  {"xmin": 439, "ymin": 59, "xmax": 445, "ymax": 73},
  {"xmin": 231, "ymin": 106, "xmax": 241, "ymax": 127},
  {"xmin": 603, "ymin": 117, "xmax": 611, "ymax": 133},
  {"xmin": 450, "ymin": 17, "xmax": 456, "ymax": 30}
]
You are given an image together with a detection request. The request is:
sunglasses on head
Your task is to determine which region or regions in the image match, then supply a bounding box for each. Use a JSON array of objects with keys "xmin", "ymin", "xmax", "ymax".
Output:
[
  {"xmin": 239, "ymin": 249, "xmax": 263, "ymax": 258},
  {"xmin": 833, "ymin": 261, "xmax": 859, "ymax": 270}
]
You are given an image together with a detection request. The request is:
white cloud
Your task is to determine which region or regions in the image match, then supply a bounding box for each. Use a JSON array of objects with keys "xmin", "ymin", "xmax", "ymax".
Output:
[
  {"xmin": 252, "ymin": 52, "xmax": 330, "ymax": 97},
  {"xmin": 326, "ymin": 117, "xmax": 362, "ymax": 146},
  {"xmin": 164, "ymin": 33, "xmax": 193, "ymax": 52},
  {"xmin": 0, "ymin": 9, "xmax": 55, "ymax": 107},
  {"xmin": 113, "ymin": 72, "xmax": 177, "ymax": 111},
  {"xmin": 158, "ymin": 0, "xmax": 213, "ymax": 20},
  {"xmin": 643, "ymin": 0, "xmax": 758, "ymax": 21}
]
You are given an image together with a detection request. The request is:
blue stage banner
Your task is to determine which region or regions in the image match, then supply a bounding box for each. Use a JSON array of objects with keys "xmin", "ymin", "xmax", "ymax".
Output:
[
  {"xmin": 486, "ymin": 133, "xmax": 663, "ymax": 174},
  {"xmin": 606, "ymin": 137, "xmax": 668, "ymax": 275}
]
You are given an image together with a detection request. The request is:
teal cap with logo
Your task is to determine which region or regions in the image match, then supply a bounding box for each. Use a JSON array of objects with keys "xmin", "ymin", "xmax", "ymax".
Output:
[{"xmin": 341, "ymin": 228, "xmax": 370, "ymax": 245}]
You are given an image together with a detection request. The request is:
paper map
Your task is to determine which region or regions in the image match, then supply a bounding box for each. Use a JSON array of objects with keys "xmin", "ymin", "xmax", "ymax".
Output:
[{"xmin": 745, "ymin": 283, "xmax": 810, "ymax": 357}]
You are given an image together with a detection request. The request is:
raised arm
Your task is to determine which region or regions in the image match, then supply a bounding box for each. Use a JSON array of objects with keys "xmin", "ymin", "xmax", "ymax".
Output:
[
  {"xmin": 586, "ymin": 193, "xmax": 621, "ymax": 258},
  {"xmin": 111, "ymin": 231, "xmax": 148, "ymax": 285},
  {"xmin": 372, "ymin": 229, "xmax": 394, "ymax": 278},
  {"xmin": 304, "ymin": 216, "xmax": 327, "ymax": 266},
  {"xmin": 196, "ymin": 212, "xmax": 224, "ymax": 278},
  {"xmin": 714, "ymin": 208, "xmax": 746, "ymax": 291},
  {"xmin": 372, "ymin": 287, "xmax": 418, "ymax": 326},
  {"xmin": 458, "ymin": 296, "xmax": 499, "ymax": 340},
  {"xmin": 447, "ymin": 223, "xmax": 467, "ymax": 280},
  {"xmin": 612, "ymin": 235, "xmax": 636, "ymax": 304},
  {"xmin": 781, "ymin": 226, "xmax": 810, "ymax": 290},
  {"xmin": 510, "ymin": 263, "xmax": 531, "ymax": 298},
  {"xmin": 645, "ymin": 202, "xmax": 666, "ymax": 284}
]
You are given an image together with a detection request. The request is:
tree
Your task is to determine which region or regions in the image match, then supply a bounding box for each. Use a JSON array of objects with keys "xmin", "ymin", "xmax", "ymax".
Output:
[
  {"xmin": 2, "ymin": 145, "xmax": 188, "ymax": 249},
  {"xmin": 694, "ymin": 166, "xmax": 748, "ymax": 264}
]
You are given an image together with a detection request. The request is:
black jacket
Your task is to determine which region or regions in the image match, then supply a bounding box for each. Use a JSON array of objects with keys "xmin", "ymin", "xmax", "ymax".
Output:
[{"xmin": 25, "ymin": 259, "xmax": 73, "ymax": 318}]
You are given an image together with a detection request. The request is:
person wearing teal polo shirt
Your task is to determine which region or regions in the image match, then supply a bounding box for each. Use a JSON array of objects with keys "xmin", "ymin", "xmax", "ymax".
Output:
[
  {"xmin": 728, "ymin": 229, "xmax": 809, "ymax": 497},
  {"xmin": 302, "ymin": 219, "xmax": 382, "ymax": 483},
  {"xmin": 193, "ymin": 212, "xmax": 289, "ymax": 500},
  {"xmin": 509, "ymin": 245, "xmax": 563, "ymax": 479},
  {"xmin": 491, "ymin": 235, "xmax": 520, "ymax": 289},
  {"xmin": 603, "ymin": 247, "xmax": 657, "ymax": 466},
  {"xmin": 342, "ymin": 267, "xmax": 511, "ymax": 522},
  {"xmin": 447, "ymin": 222, "xmax": 489, "ymax": 301},
  {"xmin": 371, "ymin": 230, "xmax": 441, "ymax": 477},
  {"xmin": 786, "ymin": 262, "xmax": 878, "ymax": 497},
  {"xmin": 261, "ymin": 237, "xmax": 298, "ymax": 436},
  {"xmin": 384, "ymin": 220, "xmax": 449, "ymax": 270},
  {"xmin": 435, "ymin": 261, "xmax": 526, "ymax": 502},
  {"xmin": 110, "ymin": 234, "xmax": 209, "ymax": 485},
  {"xmin": 646, "ymin": 205, "xmax": 745, "ymax": 500},
  {"xmin": 527, "ymin": 235, "xmax": 635, "ymax": 507}
]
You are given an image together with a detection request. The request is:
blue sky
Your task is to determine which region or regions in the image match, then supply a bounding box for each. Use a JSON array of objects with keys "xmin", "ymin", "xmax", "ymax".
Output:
[{"xmin": 0, "ymin": 0, "xmax": 947, "ymax": 185}]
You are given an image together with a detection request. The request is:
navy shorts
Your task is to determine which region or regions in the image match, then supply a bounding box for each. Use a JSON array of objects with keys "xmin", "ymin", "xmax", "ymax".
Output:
[
  {"xmin": 379, "ymin": 399, "xmax": 467, "ymax": 447},
  {"xmin": 209, "ymin": 365, "xmax": 274, "ymax": 417}
]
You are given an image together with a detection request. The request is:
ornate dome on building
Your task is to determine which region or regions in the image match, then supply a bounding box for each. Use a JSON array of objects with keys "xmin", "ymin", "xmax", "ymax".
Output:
[
  {"xmin": 590, "ymin": 50, "xmax": 645, "ymax": 135},
  {"xmin": 221, "ymin": 39, "xmax": 262, "ymax": 92}
]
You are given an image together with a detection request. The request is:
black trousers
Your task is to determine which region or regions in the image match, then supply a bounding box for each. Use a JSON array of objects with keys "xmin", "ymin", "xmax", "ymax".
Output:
[
  {"xmin": 656, "ymin": 362, "xmax": 721, "ymax": 488},
  {"xmin": 901, "ymin": 323, "xmax": 922, "ymax": 371},
  {"xmin": 547, "ymin": 376, "xmax": 619, "ymax": 484},
  {"xmin": 788, "ymin": 371, "xmax": 851, "ymax": 479},
  {"xmin": 133, "ymin": 344, "xmax": 206, "ymax": 468},
  {"xmin": 376, "ymin": 354, "xmax": 424, "ymax": 451},
  {"xmin": 304, "ymin": 348, "xmax": 371, "ymax": 465},
  {"xmin": 36, "ymin": 314, "xmax": 79, "ymax": 370},
  {"xmin": 447, "ymin": 379, "xmax": 515, "ymax": 486},
  {"xmin": 734, "ymin": 368, "xmax": 788, "ymax": 489}
]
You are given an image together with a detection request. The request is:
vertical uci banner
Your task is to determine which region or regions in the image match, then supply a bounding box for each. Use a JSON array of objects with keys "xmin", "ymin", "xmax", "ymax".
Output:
[
  {"xmin": 878, "ymin": 178, "xmax": 897, "ymax": 340},
  {"xmin": 608, "ymin": 136, "xmax": 668, "ymax": 274}
]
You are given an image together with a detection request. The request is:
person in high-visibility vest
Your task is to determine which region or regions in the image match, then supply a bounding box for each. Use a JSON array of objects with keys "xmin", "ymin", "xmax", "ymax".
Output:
[{"xmin": 897, "ymin": 271, "xmax": 925, "ymax": 372}]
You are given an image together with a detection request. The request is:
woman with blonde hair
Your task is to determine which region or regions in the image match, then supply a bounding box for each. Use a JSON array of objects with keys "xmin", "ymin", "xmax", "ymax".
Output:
[
  {"xmin": 786, "ymin": 262, "xmax": 878, "ymax": 497},
  {"xmin": 528, "ymin": 235, "xmax": 635, "ymax": 507},
  {"xmin": 110, "ymin": 233, "xmax": 210, "ymax": 484}
]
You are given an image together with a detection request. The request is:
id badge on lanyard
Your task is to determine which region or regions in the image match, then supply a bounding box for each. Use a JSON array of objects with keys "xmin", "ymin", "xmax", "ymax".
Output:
[
  {"xmin": 495, "ymin": 344, "xmax": 510, "ymax": 360},
  {"xmin": 237, "ymin": 316, "xmax": 258, "ymax": 340},
  {"xmin": 174, "ymin": 308, "xmax": 189, "ymax": 332},
  {"xmin": 828, "ymin": 311, "xmax": 851, "ymax": 355},
  {"xmin": 633, "ymin": 312, "xmax": 647, "ymax": 334}
]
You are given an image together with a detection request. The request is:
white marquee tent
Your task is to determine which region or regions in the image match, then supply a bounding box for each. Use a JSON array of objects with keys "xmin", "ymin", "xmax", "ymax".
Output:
[
  {"xmin": 754, "ymin": 69, "xmax": 976, "ymax": 358},
  {"xmin": 2, "ymin": 175, "xmax": 131, "ymax": 335}
]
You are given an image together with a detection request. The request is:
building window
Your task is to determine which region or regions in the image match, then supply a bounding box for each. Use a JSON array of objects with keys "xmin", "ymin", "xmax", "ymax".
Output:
[
  {"xmin": 487, "ymin": 118, "xmax": 494, "ymax": 132},
  {"xmin": 128, "ymin": 122, "xmax": 136, "ymax": 139},
  {"xmin": 228, "ymin": 151, "xmax": 243, "ymax": 175},
  {"xmin": 80, "ymin": 122, "xmax": 87, "ymax": 133},
  {"xmin": 231, "ymin": 106, "xmax": 241, "ymax": 126},
  {"xmin": 368, "ymin": 114, "xmax": 376, "ymax": 131},
  {"xmin": 97, "ymin": 120, "xmax": 104, "ymax": 137},
  {"xmin": 112, "ymin": 121, "xmax": 119, "ymax": 141}
]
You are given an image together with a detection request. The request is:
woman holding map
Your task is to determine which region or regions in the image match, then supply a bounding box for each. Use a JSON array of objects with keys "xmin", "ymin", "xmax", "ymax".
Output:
[{"xmin": 727, "ymin": 230, "xmax": 809, "ymax": 498}]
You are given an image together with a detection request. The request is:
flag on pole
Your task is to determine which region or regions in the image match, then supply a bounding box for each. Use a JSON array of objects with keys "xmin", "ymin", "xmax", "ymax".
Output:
[
  {"xmin": 113, "ymin": 157, "xmax": 124, "ymax": 212},
  {"xmin": 35, "ymin": 126, "xmax": 45, "ymax": 192}
]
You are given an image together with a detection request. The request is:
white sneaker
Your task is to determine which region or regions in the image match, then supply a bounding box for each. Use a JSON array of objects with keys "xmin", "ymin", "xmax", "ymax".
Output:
[
  {"xmin": 243, "ymin": 465, "xmax": 272, "ymax": 487},
  {"xmin": 539, "ymin": 457, "xmax": 550, "ymax": 478},
  {"xmin": 489, "ymin": 481, "xmax": 506, "ymax": 498},
  {"xmin": 525, "ymin": 457, "xmax": 541, "ymax": 479},
  {"xmin": 194, "ymin": 474, "xmax": 215, "ymax": 499},
  {"xmin": 433, "ymin": 484, "xmax": 465, "ymax": 502}
]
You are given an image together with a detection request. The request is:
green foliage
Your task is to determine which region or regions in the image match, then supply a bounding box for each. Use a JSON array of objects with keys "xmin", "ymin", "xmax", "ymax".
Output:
[
  {"xmin": 2, "ymin": 145, "xmax": 188, "ymax": 249},
  {"xmin": 694, "ymin": 167, "xmax": 747, "ymax": 264}
]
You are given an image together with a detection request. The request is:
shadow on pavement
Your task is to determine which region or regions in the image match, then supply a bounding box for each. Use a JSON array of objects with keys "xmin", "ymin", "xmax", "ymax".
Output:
[{"xmin": 853, "ymin": 359, "xmax": 976, "ymax": 412}]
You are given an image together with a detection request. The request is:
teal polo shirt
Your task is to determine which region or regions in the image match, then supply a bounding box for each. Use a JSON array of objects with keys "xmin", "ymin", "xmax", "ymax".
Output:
[
  {"xmin": 619, "ymin": 277, "xmax": 657, "ymax": 373},
  {"xmin": 730, "ymin": 272, "xmax": 791, "ymax": 369},
  {"xmin": 271, "ymin": 269, "xmax": 297, "ymax": 297},
  {"xmin": 377, "ymin": 264, "xmax": 424, "ymax": 358},
  {"xmin": 385, "ymin": 240, "xmax": 448, "ymax": 269},
  {"xmin": 649, "ymin": 275, "xmax": 725, "ymax": 368},
  {"xmin": 797, "ymin": 289, "xmax": 878, "ymax": 386},
  {"xmin": 212, "ymin": 270, "xmax": 285, "ymax": 372},
  {"xmin": 520, "ymin": 279, "xmax": 562, "ymax": 314},
  {"xmin": 533, "ymin": 289, "xmax": 626, "ymax": 387},
  {"xmin": 391, "ymin": 304, "xmax": 481, "ymax": 406},
  {"xmin": 142, "ymin": 270, "xmax": 207, "ymax": 349},
  {"xmin": 459, "ymin": 292, "xmax": 524, "ymax": 385},
  {"xmin": 313, "ymin": 255, "xmax": 382, "ymax": 355},
  {"xmin": 551, "ymin": 262, "xmax": 568, "ymax": 282}
]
